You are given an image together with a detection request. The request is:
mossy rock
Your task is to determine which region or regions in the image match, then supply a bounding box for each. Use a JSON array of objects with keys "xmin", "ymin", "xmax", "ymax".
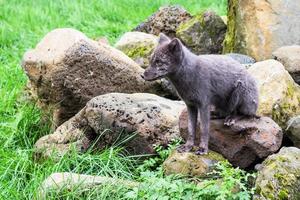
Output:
[
  {"xmin": 163, "ymin": 149, "xmax": 225, "ymax": 176},
  {"xmin": 115, "ymin": 32, "xmax": 158, "ymax": 69},
  {"xmin": 254, "ymin": 147, "xmax": 300, "ymax": 200},
  {"xmin": 248, "ymin": 59, "xmax": 300, "ymax": 128},
  {"xmin": 176, "ymin": 10, "xmax": 226, "ymax": 55},
  {"xmin": 223, "ymin": 0, "xmax": 300, "ymax": 61}
]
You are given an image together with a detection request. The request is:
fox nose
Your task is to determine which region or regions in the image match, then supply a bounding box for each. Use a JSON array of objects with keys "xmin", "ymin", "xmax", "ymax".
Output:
[{"xmin": 141, "ymin": 74, "xmax": 145, "ymax": 79}]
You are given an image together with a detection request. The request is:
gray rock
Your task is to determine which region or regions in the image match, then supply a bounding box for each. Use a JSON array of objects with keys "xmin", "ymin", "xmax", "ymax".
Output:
[
  {"xmin": 22, "ymin": 28, "xmax": 170, "ymax": 127},
  {"xmin": 272, "ymin": 45, "xmax": 300, "ymax": 84},
  {"xmin": 286, "ymin": 116, "xmax": 300, "ymax": 148},
  {"xmin": 254, "ymin": 147, "xmax": 300, "ymax": 200},
  {"xmin": 133, "ymin": 5, "xmax": 192, "ymax": 38},
  {"xmin": 176, "ymin": 11, "xmax": 227, "ymax": 54},
  {"xmin": 34, "ymin": 93, "xmax": 185, "ymax": 160}
]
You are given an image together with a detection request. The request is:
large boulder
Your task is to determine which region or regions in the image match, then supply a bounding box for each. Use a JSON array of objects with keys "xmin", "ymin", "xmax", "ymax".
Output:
[
  {"xmin": 223, "ymin": 0, "xmax": 300, "ymax": 61},
  {"xmin": 163, "ymin": 150, "xmax": 225, "ymax": 176},
  {"xmin": 115, "ymin": 32, "xmax": 158, "ymax": 69},
  {"xmin": 39, "ymin": 172, "xmax": 138, "ymax": 199},
  {"xmin": 248, "ymin": 59, "xmax": 300, "ymax": 128},
  {"xmin": 34, "ymin": 93, "xmax": 185, "ymax": 159},
  {"xmin": 254, "ymin": 147, "xmax": 300, "ymax": 200},
  {"xmin": 176, "ymin": 11, "xmax": 227, "ymax": 54},
  {"xmin": 286, "ymin": 116, "xmax": 300, "ymax": 148},
  {"xmin": 179, "ymin": 109, "xmax": 283, "ymax": 168},
  {"xmin": 22, "ymin": 28, "xmax": 169, "ymax": 127},
  {"xmin": 272, "ymin": 45, "xmax": 300, "ymax": 84},
  {"xmin": 133, "ymin": 5, "xmax": 192, "ymax": 38}
]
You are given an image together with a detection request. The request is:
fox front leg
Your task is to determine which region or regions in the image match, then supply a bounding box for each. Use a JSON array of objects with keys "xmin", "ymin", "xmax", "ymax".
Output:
[
  {"xmin": 195, "ymin": 105, "xmax": 210, "ymax": 155},
  {"xmin": 177, "ymin": 105, "xmax": 197, "ymax": 153}
]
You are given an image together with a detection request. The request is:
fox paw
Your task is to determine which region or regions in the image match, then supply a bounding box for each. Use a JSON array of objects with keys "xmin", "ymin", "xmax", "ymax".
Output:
[
  {"xmin": 177, "ymin": 144, "xmax": 193, "ymax": 153},
  {"xmin": 224, "ymin": 116, "xmax": 236, "ymax": 126},
  {"xmin": 195, "ymin": 147, "xmax": 208, "ymax": 155}
]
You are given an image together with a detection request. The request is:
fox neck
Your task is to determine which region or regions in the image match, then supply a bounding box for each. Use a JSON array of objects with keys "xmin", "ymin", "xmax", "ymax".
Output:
[{"xmin": 166, "ymin": 49, "xmax": 197, "ymax": 94}]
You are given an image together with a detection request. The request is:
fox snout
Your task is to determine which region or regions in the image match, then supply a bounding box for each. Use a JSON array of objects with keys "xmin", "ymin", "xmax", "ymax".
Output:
[
  {"xmin": 141, "ymin": 68, "xmax": 162, "ymax": 81},
  {"xmin": 141, "ymin": 70, "xmax": 154, "ymax": 81}
]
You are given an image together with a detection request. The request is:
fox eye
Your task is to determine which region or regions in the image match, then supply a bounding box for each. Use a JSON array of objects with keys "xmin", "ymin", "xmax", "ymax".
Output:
[{"xmin": 155, "ymin": 60, "xmax": 163, "ymax": 66}]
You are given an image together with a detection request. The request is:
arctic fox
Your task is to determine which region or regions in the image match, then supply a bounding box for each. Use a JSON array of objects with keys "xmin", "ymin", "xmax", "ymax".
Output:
[{"xmin": 141, "ymin": 33, "xmax": 259, "ymax": 155}]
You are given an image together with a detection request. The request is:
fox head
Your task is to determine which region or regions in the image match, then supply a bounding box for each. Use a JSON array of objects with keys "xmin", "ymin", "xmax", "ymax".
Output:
[{"xmin": 142, "ymin": 33, "xmax": 183, "ymax": 81}]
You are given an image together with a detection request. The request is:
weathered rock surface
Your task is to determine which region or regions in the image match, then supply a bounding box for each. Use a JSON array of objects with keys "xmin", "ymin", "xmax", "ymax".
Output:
[
  {"xmin": 163, "ymin": 150, "xmax": 225, "ymax": 176},
  {"xmin": 248, "ymin": 59, "xmax": 300, "ymax": 127},
  {"xmin": 179, "ymin": 109, "xmax": 283, "ymax": 168},
  {"xmin": 176, "ymin": 11, "xmax": 227, "ymax": 55},
  {"xmin": 272, "ymin": 45, "xmax": 300, "ymax": 84},
  {"xmin": 39, "ymin": 172, "xmax": 138, "ymax": 199},
  {"xmin": 35, "ymin": 93, "xmax": 185, "ymax": 159},
  {"xmin": 22, "ymin": 28, "xmax": 168, "ymax": 127},
  {"xmin": 286, "ymin": 116, "xmax": 300, "ymax": 148},
  {"xmin": 115, "ymin": 32, "xmax": 158, "ymax": 69},
  {"xmin": 133, "ymin": 5, "xmax": 192, "ymax": 38},
  {"xmin": 223, "ymin": 0, "xmax": 300, "ymax": 61},
  {"xmin": 254, "ymin": 147, "xmax": 300, "ymax": 200}
]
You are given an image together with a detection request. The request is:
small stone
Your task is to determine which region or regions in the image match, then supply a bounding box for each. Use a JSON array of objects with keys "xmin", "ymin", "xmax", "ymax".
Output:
[{"xmin": 286, "ymin": 116, "xmax": 300, "ymax": 148}]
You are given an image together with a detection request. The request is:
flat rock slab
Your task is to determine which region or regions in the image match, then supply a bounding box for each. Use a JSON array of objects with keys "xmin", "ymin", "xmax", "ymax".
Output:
[
  {"xmin": 179, "ymin": 108, "xmax": 283, "ymax": 168},
  {"xmin": 35, "ymin": 93, "xmax": 185, "ymax": 159},
  {"xmin": 39, "ymin": 172, "xmax": 138, "ymax": 199}
]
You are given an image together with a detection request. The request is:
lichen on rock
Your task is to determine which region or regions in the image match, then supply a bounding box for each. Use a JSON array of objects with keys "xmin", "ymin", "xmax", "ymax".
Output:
[
  {"xmin": 115, "ymin": 32, "xmax": 158, "ymax": 69},
  {"xmin": 248, "ymin": 60, "xmax": 300, "ymax": 128},
  {"xmin": 163, "ymin": 150, "xmax": 225, "ymax": 176},
  {"xmin": 254, "ymin": 147, "xmax": 300, "ymax": 200},
  {"xmin": 176, "ymin": 11, "xmax": 227, "ymax": 55}
]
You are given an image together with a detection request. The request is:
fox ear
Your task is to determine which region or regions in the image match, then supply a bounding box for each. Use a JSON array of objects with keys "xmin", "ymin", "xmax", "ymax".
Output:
[
  {"xmin": 158, "ymin": 33, "xmax": 170, "ymax": 44},
  {"xmin": 168, "ymin": 38, "xmax": 182, "ymax": 53}
]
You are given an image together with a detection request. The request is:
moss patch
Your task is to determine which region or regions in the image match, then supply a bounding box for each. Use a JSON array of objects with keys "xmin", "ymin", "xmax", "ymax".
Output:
[
  {"xmin": 222, "ymin": 0, "xmax": 238, "ymax": 53},
  {"xmin": 272, "ymin": 82, "xmax": 300, "ymax": 128}
]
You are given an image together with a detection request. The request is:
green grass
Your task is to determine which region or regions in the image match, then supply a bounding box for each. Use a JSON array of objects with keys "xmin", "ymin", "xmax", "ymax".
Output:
[{"xmin": 0, "ymin": 0, "xmax": 241, "ymax": 199}]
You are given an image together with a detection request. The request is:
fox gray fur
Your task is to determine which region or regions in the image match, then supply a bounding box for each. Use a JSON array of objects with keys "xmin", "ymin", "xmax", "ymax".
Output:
[{"xmin": 141, "ymin": 33, "xmax": 259, "ymax": 155}]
